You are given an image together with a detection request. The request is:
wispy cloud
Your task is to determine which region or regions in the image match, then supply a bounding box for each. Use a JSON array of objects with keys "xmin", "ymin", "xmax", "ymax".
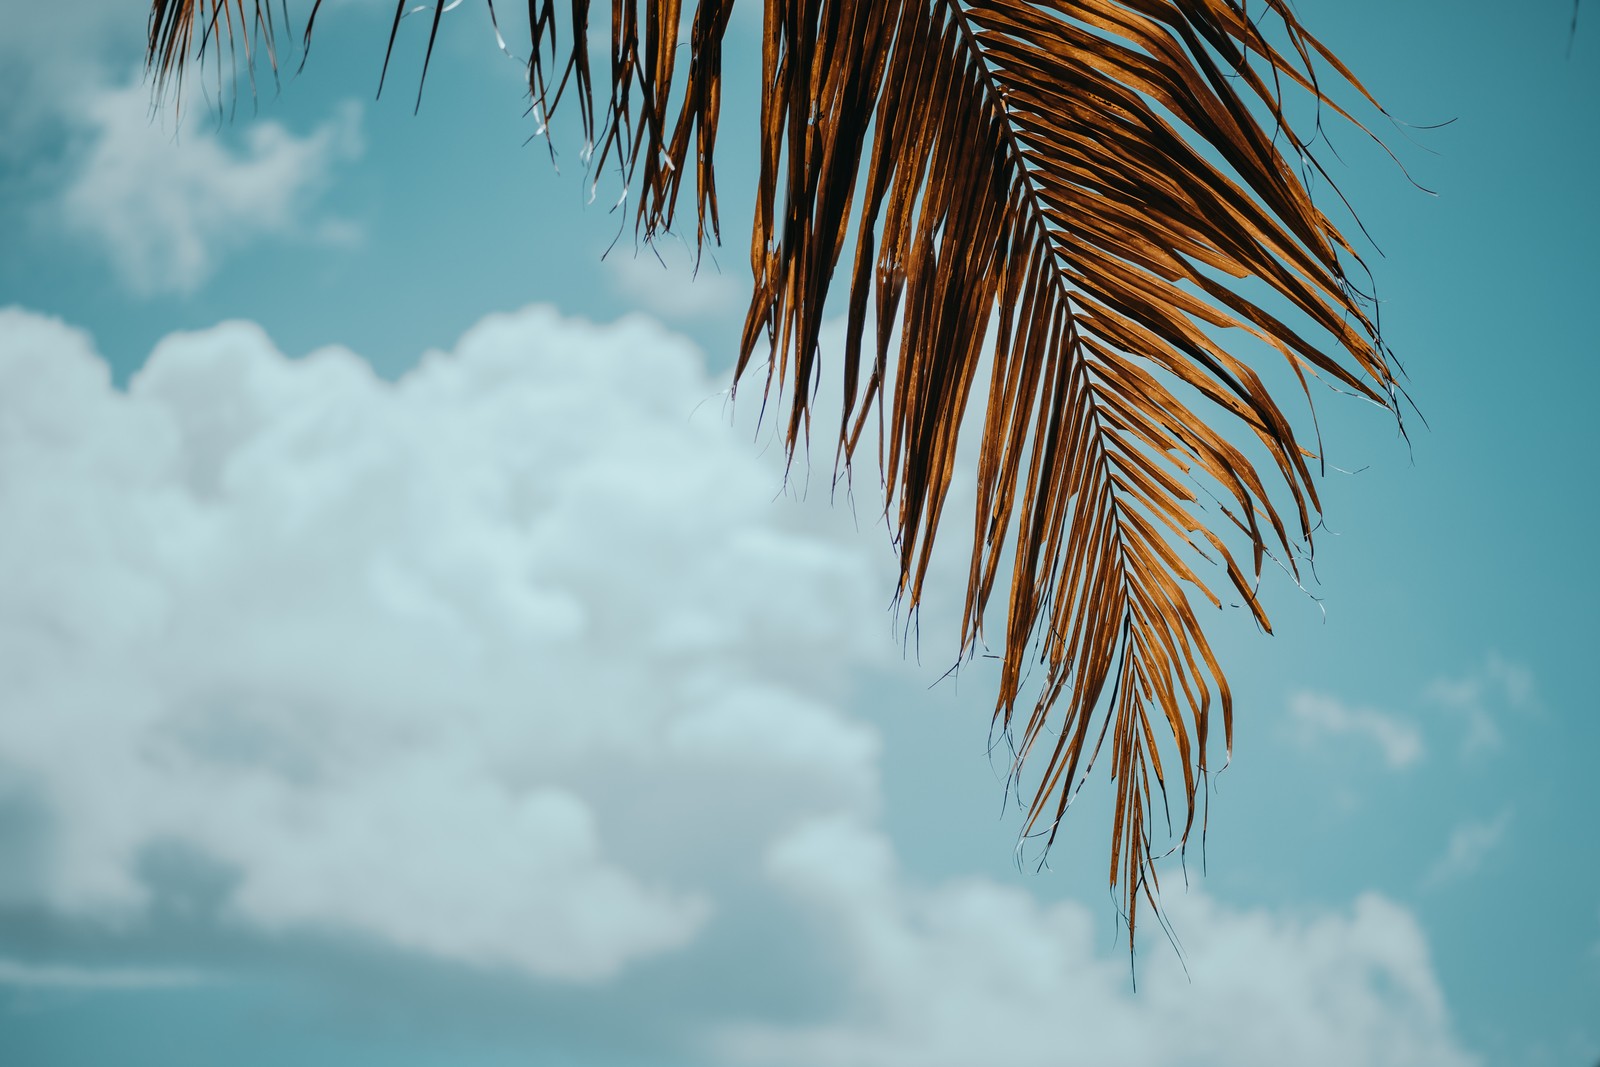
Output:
[
  {"xmin": 609, "ymin": 239, "xmax": 744, "ymax": 320},
  {"xmin": 1288, "ymin": 691, "xmax": 1424, "ymax": 770},
  {"xmin": 0, "ymin": 960, "xmax": 207, "ymax": 990},
  {"xmin": 1424, "ymin": 653, "xmax": 1536, "ymax": 758},
  {"xmin": 1423, "ymin": 810, "xmax": 1514, "ymax": 889},
  {"xmin": 0, "ymin": 1, "xmax": 133, "ymax": 153}
]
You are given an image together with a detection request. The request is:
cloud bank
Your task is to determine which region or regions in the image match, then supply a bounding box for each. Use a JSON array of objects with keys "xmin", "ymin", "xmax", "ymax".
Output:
[
  {"xmin": 0, "ymin": 305, "xmax": 1478, "ymax": 1064},
  {"xmin": 0, "ymin": 304, "xmax": 881, "ymax": 981}
]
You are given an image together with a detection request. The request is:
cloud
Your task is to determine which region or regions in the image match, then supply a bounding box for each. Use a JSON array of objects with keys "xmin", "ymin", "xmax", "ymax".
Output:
[
  {"xmin": 0, "ymin": 1, "xmax": 135, "ymax": 150},
  {"xmin": 1424, "ymin": 653, "xmax": 1536, "ymax": 757},
  {"xmin": 56, "ymin": 79, "xmax": 362, "ymax": 296},
  {"xmin": 1287, "ymin": 690, "xmax": 1424, "ymax": 770},
  {"xmin": 0, "ymin": 959, "xmax": 207, "ymax": 990},
  {"xmin": 719, "ymin": 816, "xmax": 1478, "ymax": 1067},
  {"xmin": 0, "ymin": 0, "xmax": 362, "ymax": 290},
  {"xmin": 0, "ymin": 305, "xmax": 1481, "ymax": 1062},
  {"xmin": 1423, "ymin": 809, "xmax": 1513, "ymax": 889},
  {"xmin": 0, "ymin": 305, "xmax": 888, "ymax": 982},
  {"xmin": 609, "ymin": 240, "xmax": 745, "ymax": 321}
]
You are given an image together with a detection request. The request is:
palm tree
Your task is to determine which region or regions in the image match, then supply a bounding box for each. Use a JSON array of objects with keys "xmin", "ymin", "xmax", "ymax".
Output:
[{"xmin": 145, "ymin": 0, "xmax": 1406, "ymax": 950}]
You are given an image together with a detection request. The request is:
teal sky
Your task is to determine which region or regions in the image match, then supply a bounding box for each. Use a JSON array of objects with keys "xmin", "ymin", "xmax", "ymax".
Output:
[{"xmin": 0, "ymin": 3, "xmax": 1596, "ymax": 1066}]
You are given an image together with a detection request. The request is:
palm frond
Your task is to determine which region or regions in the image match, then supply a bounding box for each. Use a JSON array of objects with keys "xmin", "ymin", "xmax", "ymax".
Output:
[{"xmin": 146, "ymin": 0, "xmax": 1404, "ymax": 949}]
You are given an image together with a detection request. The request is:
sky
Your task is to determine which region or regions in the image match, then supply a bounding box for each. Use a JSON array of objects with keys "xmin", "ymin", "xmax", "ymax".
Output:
[{"xmin": 0, "ymin": 2, "xmax": 1596, "ymax": 1065}]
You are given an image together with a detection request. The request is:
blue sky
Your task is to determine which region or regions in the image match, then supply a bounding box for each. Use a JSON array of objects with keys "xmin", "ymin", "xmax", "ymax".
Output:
[{"xmin": 0, "ymin": 2, "xmax": 1596, "ymax": 1065}]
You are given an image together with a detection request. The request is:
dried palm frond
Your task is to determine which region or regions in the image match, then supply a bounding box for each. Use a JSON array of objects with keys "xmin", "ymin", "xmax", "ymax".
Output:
[{"xmin": 146, "ymin": 0, "xmax": 1405, "ymax": 949}]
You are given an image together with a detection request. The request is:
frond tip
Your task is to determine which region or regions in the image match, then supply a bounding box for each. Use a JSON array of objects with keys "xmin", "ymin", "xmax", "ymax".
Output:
[{"xmin": 145, "ymin": 0, "xmax": 1407, "ymax": 953}]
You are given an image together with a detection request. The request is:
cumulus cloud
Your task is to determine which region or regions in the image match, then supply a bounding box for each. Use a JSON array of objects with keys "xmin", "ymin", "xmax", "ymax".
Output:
[
  {"xmin": 0, "ymin": 4, "xmax": 360, "ymax": 302},
  {"xmin": 0, "ymin": 305, "xmax": 886, "ymax": 981},
  {"xmin": 57, "ymin": 79, "xmax": 362, "ymax": 296},
  {"xmin": 1288, "ymin": 690, "xmax": 1424, "ymax": 770},
  {"xmin": 1423, "ymin": 809, "xmax": 1513, "ymax": 889},
  {"xmin": 0, "ymin": 304, "xmax": 1481, "ymax": 1062},
  {"xmin": 720, "ymin": 817, "xmax": 1478, "ymax": 1067}
]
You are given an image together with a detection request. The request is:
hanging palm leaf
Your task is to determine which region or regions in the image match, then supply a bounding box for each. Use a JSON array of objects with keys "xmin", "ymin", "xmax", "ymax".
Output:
[{"xmin": 145, "ymin": 0, "xmax": 1406, "ymax": 949}]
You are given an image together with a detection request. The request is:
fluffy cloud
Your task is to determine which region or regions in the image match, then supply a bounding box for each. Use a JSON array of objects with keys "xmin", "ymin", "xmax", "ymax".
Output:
[
  {"xmin": 0, "ymin": 4, "xmax": 359, "ymax": 300},
  {"xmin": 0, "ymin": 304, "xmax": 1481, "ymax": 1063},
  {"xmin": 58, "ymin": 79, "xmax": 362, "ymax": 296},
  {"xmin": 1287, "ymin": 690, "xmax": 1424, "ymax": 769},
  {"xmin": 0, "ymin": 305, "xmax": 885, "ymax": 981},
  {"xmin": 720, "ymin": 816, "xmax": 1478, "ymax": 1067}
]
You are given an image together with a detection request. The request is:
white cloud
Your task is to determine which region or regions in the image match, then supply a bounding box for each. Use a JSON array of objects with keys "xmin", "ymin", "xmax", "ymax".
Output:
[
  {"xmin": 59, "ymin": 78, "xmax": 362, "ymax": 296},
  {"xmin": 0, "ymin": 1, "xmax": 134, "ymax": 150},
  {"xmin": 0, "ymin": 3, "xmax": 359, "ymax": 303},
  {"xmin": 0, "ymin": 305, "xmax": 887, "ymax": 981},
  {"xmin": 1423, "ymin": 809, "xmax": 1513, "ymax": 889},
  {"xmin": 0, "ymin": 960, "xmax": 207, "ymax": 990},
  {"xmin": 719, "ymin": 817, "xmax": 1478, "ymax": 1067},
  {"xmin": 1424, "ymin": 652, "xmax": 1536, "ymax": 757},
  {"xmin": 1288, "ymin": 690, "xmax": 1424, "ymax": 770},
  {"xmin": 0, "ymin": 305, "xmax": 1481, "ymax": 1061},
  {"xmin": 610, "ymin": 240, "xmax": 745, "ymax": 320}
]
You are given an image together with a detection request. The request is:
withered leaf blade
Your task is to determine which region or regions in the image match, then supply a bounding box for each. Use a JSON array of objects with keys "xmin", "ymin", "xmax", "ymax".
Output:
[{"xmin": 144, "ymin": 0, "xmax": 1404, "ymax": 956}]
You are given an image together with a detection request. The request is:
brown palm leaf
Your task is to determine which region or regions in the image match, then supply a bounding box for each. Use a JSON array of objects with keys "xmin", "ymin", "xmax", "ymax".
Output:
[{"xmin": 146, "ymin": 0, "xmax": 1406, "ymax": 949}]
